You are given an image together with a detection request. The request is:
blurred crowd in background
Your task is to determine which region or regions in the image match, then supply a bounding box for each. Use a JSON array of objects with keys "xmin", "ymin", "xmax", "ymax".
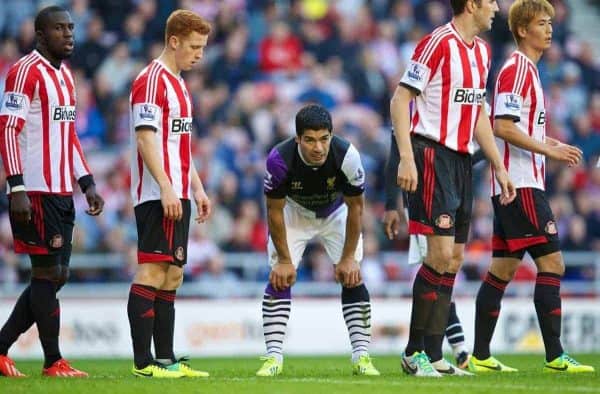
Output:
[{"xmin": 0, "ymin": 0, "xmax": 598, "ymax": 287}]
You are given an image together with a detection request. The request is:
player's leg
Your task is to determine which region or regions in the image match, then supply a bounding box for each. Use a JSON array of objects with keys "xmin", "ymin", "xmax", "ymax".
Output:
[
  {"xmin": 41, "ymin": 201, "xmax": 87, "ymax": 377},
  {"xmin": 469, "ymin": 256, "xmax": 519, "ymax": 373},
  {"xmin": 320, "ymin": 206, "xmax": 378, "ymax": 376},
  {"xmin": 526, "ymin": 190, "xmax": 593, "ymax": 372},
  {"xmin": 257, "ymin": 205, "xmax": 308, "ymax": 377},
  {"xmin": 425, "ymin": 242, "xmax": 472, "ymax": 375},
  {"xmin": 129, "ymin": 200, "xmax": 182, "ymax": 378},
  {"xmin": 446, "ymin": 301, "xmax": 470, "ymax": 368}
]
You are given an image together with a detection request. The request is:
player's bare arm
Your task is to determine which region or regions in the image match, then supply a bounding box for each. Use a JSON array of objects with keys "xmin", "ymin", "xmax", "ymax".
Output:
[
  {"xmin": 390, "ymin": 85, "xmax": 418, "ymax": 193},
  {"xmin": 191, "ymin": 163, "xmax": 211, "ymax": 223},
  {"xmin": 335, "ymin": 194, "xmax": 363, "ymax": 288},
  {"xmin": 8, "ymin": 190, "xmax": 31, "ymax": 223},
  {"xmin": 136, "ymin": 128, "xmax": 182, "ymax": 221},
  {"xmin": 266, "ymin": 196, "xmax": 296, "ymax": 291},
  {"xmin": 474, "ymin": 106, "xmax": 516, "ymax": 205},
  {"xmin": 495, "ymin": 119, "xmax": 582, "ymax": 166}
]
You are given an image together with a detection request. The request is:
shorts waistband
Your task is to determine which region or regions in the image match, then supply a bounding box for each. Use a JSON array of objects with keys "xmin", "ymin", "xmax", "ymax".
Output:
[{"xmin": 410, "ymin": 133, "xmax": 471, "ymax": 158}]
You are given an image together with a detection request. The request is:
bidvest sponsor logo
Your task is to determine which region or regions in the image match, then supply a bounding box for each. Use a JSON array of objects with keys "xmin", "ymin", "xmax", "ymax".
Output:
[
  {"xmin": 452, "ymin": 88, "xmax": 486, "ymax": 105},
  {"xmin": 52, "ymin": 105, "xmax": 76, "ymax": 122},
  {"xmin": 170, "ymin": 117, "xmax": 193, "ymax": 134},
  {"xmin": 537, "ymin": 110, "xmax": 546, "ymax": 125}
]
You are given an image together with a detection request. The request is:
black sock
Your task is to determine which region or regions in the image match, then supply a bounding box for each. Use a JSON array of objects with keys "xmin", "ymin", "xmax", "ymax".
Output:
[
  {"xmin": 425, "ymin": 272, "xmax": 455, "ymax": 362},
  {"xmin": 128, "ymin": 284, "xmax": 157, "ymax": 369},
  {"xmin": 405, "ymin": 264, "xmax": 441, "ymax": 356},
  {"xmin": 534, "ymin": 272, "xmax": 563, "ymax": 362},
  {"xmin": 341, "ymin": 284, "xmax": 371, "ymax": 359},
  {"xmin": 473, "ymin": 272, "xmax": 508, "ymax": 360},
  {"xmin": 30, "ymin": 279, "xmax": 61, "ymax": 368},
  {"xmin": 153, "ymin": 290, "xmax": 176, "ymax": 363},
  {"xmin": 445, "ymin": 301, "xmax": 465, "ymax": 349},
  {"xmin": 0, "ymin": 286, "xmax": 34, "ymax": 355}
]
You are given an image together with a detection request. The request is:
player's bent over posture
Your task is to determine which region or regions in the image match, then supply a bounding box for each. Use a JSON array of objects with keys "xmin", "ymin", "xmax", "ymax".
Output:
[
  {"xmin": 257, "ymin": 104, "xmax": 379, "ymax": 377},
  {"xmin": 470, "ymin": 0, "xmax": 593, "ymax": 374}
]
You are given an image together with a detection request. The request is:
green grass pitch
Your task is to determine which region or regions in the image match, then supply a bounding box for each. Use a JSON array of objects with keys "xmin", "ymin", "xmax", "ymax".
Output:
[{"xmin": 1, "ymin": 354, "xmax": 598, "ymax": 394}]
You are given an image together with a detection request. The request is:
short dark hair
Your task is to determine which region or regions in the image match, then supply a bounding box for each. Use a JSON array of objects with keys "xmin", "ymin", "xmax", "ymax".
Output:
[
  {"xmin": 34, "ymin": 5, "xmax": 68, "ymax": 32},
  {"xmin": 450, "ymin": 0, "xmax": 482, "ymax": 16},
  {"xmin": 295, "ymin": 104, "xmax": 332, "ymax": 136}
]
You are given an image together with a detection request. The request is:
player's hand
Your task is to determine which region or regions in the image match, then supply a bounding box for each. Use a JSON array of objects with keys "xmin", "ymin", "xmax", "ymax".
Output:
[
  {"xmin": 494, "ymin": 167, "xmax": 516, "ymax": 205},
  {"xmin": 546, "ymin": 143, "xmax": 582, "ymax": 167},
  {"xmin": 383, "ymin": 210, "xmax": 400, "ymax": 240},
  {"xmin": 397, "ymin": 159, "xmax": 418, "ymax": 193},
  {"xmin": 85, "ymin": 186, "xmax": 104, "ymax": 216},
  {"xmin": 193, "ymin": 189, "xmax": 211, "ymax": 223},
  {"xmin": 160, "ymin": 184, "xmax": 182, "ymax": 221},
  {"xmin": 9, "ymin": 191, "xmax": 31, "ymax": 223},
  {"xmin": 270, "ymin": 261, "xmax": 297, "ymax": 291},
  {"xmin": 335, "ymin": 258, "xmax": 362, "ymax": 288}
]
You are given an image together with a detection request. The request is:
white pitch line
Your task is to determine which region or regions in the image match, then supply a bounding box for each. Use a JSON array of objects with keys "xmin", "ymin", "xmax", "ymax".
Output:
[{"xmin": 213, "ymin": 377, "xmax": 598, "ymax": 392}]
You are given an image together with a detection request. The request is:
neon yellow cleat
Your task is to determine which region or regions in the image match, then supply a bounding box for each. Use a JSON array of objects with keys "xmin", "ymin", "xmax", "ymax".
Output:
[
  {"xmin": 544, "ymin": 354, "xmax": 594, "ymax": 373},
  {"xmin": 166, "ymin": 357, "xmax": 209, "ymax": 377},
  {"xmin": 256, "ymin": 356, "xmax": 283, "ymax": 377},
  {"xmin": 468, "ymin": 356, "xmax": 518, "ymax": 373},
  {"xmin": 352, "ymin": 355, "xmax": 380, "ymax": 376},
  {"xmin": 131, "ymin": 363, "xmax": 184, "ymax": 378}
]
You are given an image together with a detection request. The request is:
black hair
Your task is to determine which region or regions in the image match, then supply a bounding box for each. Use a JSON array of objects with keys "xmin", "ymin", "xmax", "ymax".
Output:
[
  {"xmin": 34, "ymin": 5, "xmax": 68, "ymax": 32},
  {"xmin": 450, "ymin": 0, "xmax": 481, "ymax": 15},
  {"xmin": 295, "ymin": 104, "xmax": 332, "ymax": 137}
]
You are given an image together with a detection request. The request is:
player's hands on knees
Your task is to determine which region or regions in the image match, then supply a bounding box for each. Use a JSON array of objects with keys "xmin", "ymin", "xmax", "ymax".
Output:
[
  {"xmin": 9, "ymin": 191, "xmax": 31, "ymax": 223},
  {"xmin": 335, "ymin": 258, "xmax": 362, "ymax": 288},
  {"xmin": 270, "ymin": 261, "xmax": 297, "ymax": 291},
  {"xmin": 547, "ymin": 143, "xmax": 583, "ymax": 167},
  {"xmin": 193, "ymin": 189, "xmax": 212, "ymax": 223},
  {"xmin": 397, "ymin": 160, "xmax": 418, "ymax": 193},
  {"xmin": 160, "ymin": 184, "xmax": 182, "ymax": 221},
  {"xmin": 383, "ymin": 210, "xmax": 400, "ymax": 240},
  {"xmin": 85, "ymin": 186, "xmax": 104, "ymax": 216},
  {"xmin": 494, "ymin": 167, "xmax": 517, "ymax": 205}
]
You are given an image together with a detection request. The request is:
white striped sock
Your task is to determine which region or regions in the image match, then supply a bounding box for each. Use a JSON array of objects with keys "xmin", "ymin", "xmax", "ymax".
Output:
[
  {"xmin": 342, "ymin": 301, "xmax": 371, "ymax": 362},
  {"xmin": 262, "ymin": 294, "xmax": 290, "ymax": 362}
]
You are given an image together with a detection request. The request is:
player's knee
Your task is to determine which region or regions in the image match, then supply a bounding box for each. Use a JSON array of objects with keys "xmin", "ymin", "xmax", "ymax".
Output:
[
  {"xmin": 164, "ymin": 269, "xmax": 184, "ymax": 290},
  {"xmin": 536, "ymin": 252, "xmax": 564, "ymax": 276},
  {"xmin": 133, "ymin": 264, "xmax": 168, "ymax": 288},
  {"xmin": 56, "ymin": 268, "xmax": 70, "ymax": 290},
  {"xmin": 427, "ymin": 247, "xmax": 453, "ymax": 268}
]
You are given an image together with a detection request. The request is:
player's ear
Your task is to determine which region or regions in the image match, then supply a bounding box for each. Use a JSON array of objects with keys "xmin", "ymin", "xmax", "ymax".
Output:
[
  {"xmin": 168, "ymin": 35, "xmax": 179, "ymax": 50},
  {"xmin": 517, "ymin": 25, "xmax": 527, "ymax": 41},
  {"xmin": 35, "ymin": 29, "xmax": 46, "ymax": 46}
]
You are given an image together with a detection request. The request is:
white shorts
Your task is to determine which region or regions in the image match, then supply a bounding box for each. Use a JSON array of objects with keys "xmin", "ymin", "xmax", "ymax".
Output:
[
  {"xmin": 268, "ymin": 200, "xmax": 363, "ymax": 268},
  {"xmin": 405, "ymin": 209, "xmax": 427, "ymax": 265}
]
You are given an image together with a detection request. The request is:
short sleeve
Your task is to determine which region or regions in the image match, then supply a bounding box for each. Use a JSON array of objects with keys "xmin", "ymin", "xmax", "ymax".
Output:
[
  {"xmin": 399, "ymin": 33, "xmax": 445, "ymax": 94},
  {"xmin": 494, "ymin": 63, "xmax": 523, "ymax": 122},
  {"xmin": 340, "ymin": 143, "xmax": 365, "ymax": 196},
  {"xmin": 264, "ymin": 148, "xmax": 289, "ymax": 198},
  {"xmin": 131, "ymin": 74, "xmax": 163, "ymax": 131}
]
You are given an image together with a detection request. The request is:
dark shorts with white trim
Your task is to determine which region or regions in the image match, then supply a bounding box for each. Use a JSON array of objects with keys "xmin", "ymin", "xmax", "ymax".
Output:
[
  {"xmin": 492, "ymin": 187, "xmax": 560, "ymax": 259},
  {"xmin": 135, "ymin": 199, "xmax": 191, "ymax": 266},
  {"xmin": 406, "ymin": 134, "xmax": 473, "ymax": 243}
]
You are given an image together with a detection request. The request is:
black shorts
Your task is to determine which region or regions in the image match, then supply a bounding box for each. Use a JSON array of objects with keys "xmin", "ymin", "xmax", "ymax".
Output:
[
  {"xmin": 135, "ymin": 199, "xmax": 191, "ymax": 266},
  {"xmin": 9, "ymin": 194, "xmax": 74, "ymax": 266},
  {"xmin": 492, "ymin": 187, "xmax": 560, "ymax": 259},
  {"xmin": 406, "ymin": 134, "xmax": 473, "ymax": 243}
]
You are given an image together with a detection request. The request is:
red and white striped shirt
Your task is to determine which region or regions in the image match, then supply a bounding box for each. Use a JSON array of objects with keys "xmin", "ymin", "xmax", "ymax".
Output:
[
  {"xmin": 0, "ymin": 50, "xmax": 91, "ymax": 194},
  {"xmin": 130, "ymin": 60, "xmax": 193, "ymax": 206},
  {"xmin": 400, "ymin": 23, "xmax": 491, "ymax": 154},
  {"xmin": 491, "ymin": 51, "xmax": 546, "ymax": 195}
]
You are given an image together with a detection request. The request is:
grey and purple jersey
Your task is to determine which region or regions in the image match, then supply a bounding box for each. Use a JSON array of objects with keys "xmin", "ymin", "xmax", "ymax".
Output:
[{"xmin": 264, "ymin": 136, "xmax": 365, "ymax": 218}]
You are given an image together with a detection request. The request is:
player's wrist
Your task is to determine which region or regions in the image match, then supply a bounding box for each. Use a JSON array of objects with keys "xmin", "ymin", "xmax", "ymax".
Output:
[
  {"xmin": 7, "ymin": 174, "xmax": 24, "ymax": 189},
  {"xmin": 77, "ymin": 174, "xmax": 96, "ymax": 193}
]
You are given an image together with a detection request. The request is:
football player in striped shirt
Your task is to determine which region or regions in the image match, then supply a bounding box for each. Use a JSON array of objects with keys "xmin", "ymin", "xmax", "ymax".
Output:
[
  {"xmin": 0, "ymin": 6, "xmax": 104, "ymax": 378},
  {"xmin": 127, "ymin": 10, "xmax": 211, "ymax": 379},
  {"xmin": 390, "ymin": 0, "xmax": 516, "ymax": 377},
  {"xmin": 383, "ymin": 132, "xmax": 487, "ymax": 371},
  {"xmin": 470, "ymin": 0, "xmax": 593, "ymax": 374}
]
